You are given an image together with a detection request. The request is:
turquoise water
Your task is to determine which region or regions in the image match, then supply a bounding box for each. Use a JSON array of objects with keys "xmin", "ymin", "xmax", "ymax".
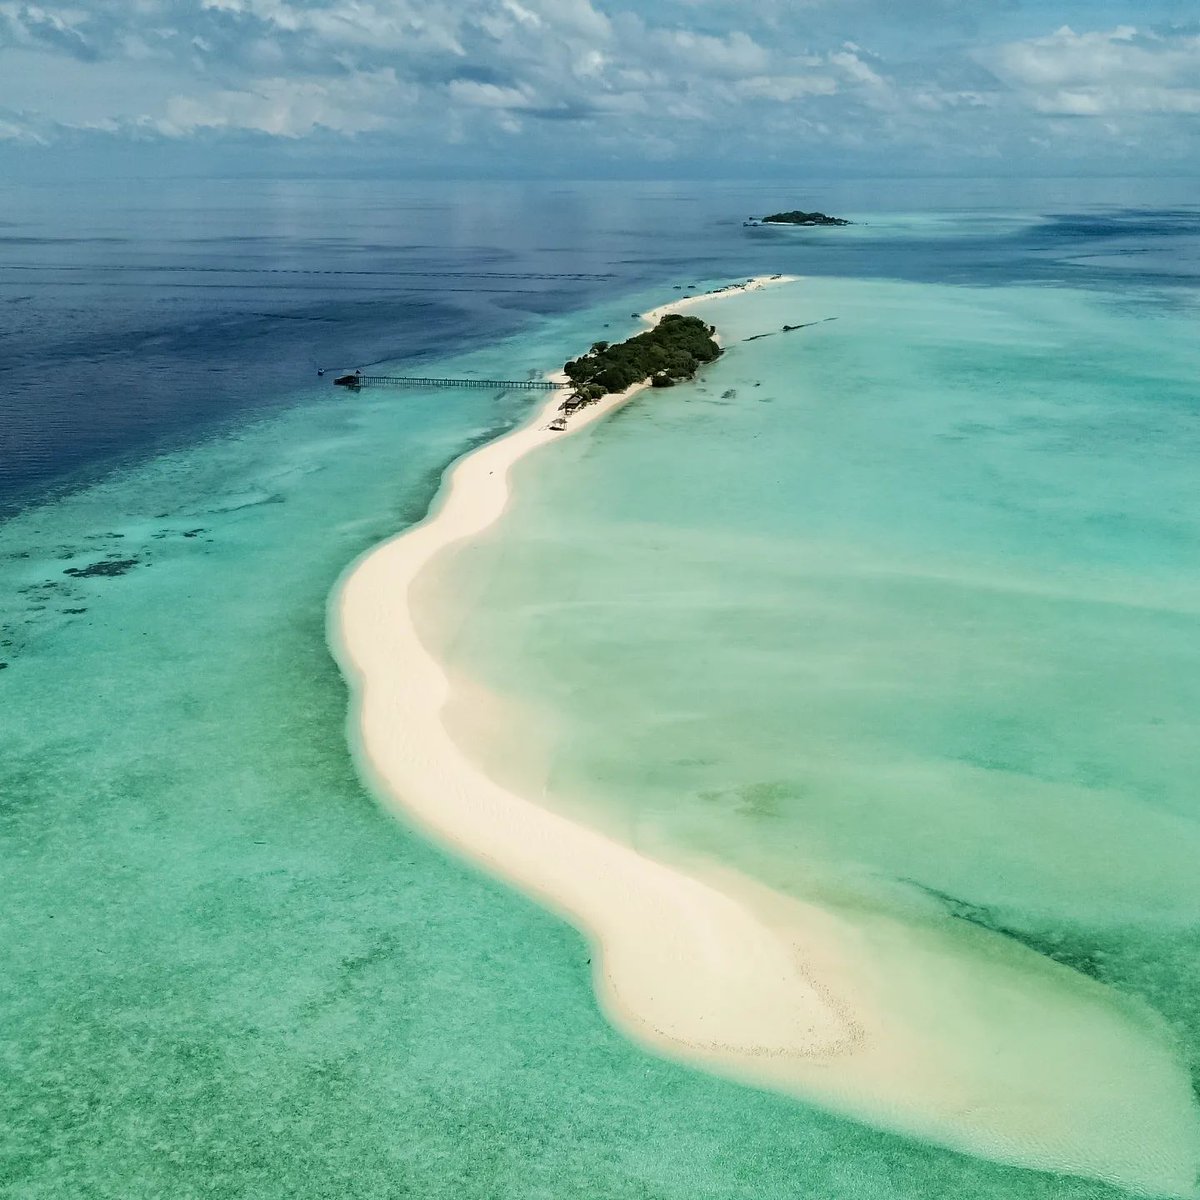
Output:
[
  {"xmin": 3, "ymin": 286, "xmax": 1147, "ymax": 1199},
  {"xmin": 422, "ymin": 276, "xmax": 1200, "ymax": 1190}
]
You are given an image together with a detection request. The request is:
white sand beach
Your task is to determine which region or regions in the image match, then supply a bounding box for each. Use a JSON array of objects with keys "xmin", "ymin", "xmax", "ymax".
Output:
[
  {"xmin": 641, "ymin": 274, "xmax": 798, "ymax": 327},
  {"xmin": 331, "ymin": 277, "xmax": 1200, "ymax": 1197}
]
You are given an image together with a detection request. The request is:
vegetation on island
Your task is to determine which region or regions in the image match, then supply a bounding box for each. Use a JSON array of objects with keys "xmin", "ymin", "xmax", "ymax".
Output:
[
  {"xmin": 755, "ymin": 210, "xmax": 851, "ymax": 226},
  {"xmin": 561, "ymin": 313, "xmax": 721, "ymax": 410}
]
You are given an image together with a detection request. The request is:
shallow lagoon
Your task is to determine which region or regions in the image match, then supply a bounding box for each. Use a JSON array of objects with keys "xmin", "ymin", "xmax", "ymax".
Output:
[{"xmin": 425, "ymin": 275, "xmax": 1200, "ymax": 1191}]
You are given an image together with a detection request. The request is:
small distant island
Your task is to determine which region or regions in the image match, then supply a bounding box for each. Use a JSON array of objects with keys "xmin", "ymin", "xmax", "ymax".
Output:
[
  {"xmin": 558, "ymin": 313, "xmax": 721, "ymax": 416},
  {"xmin": 748, "ymin": 210, "xmax": 852, "ymax": 227}
]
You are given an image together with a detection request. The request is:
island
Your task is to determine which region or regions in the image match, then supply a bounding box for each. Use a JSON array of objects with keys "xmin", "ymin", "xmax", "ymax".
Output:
[
  {"xmin": 748, "ymin": 210, "xmax": 851, "ymax": 227},
  {"xmin": 558, "ymin": 313, "xmax": 721, "ymax": 415}
]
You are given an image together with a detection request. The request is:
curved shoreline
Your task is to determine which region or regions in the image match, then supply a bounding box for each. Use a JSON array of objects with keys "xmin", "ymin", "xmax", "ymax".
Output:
[
  {"xmin": 330, "ymin": 277, "xmax": 857, "ymax": 1066},
  {"xmin": 329, "ymin": 277, "xmax": 1200, "ymax": 1198}
]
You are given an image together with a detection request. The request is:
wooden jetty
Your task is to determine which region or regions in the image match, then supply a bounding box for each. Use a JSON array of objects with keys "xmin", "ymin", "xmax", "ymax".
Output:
[{"xmin": 334, "ymin": 373, "xmax": 557, "ymax": 392}]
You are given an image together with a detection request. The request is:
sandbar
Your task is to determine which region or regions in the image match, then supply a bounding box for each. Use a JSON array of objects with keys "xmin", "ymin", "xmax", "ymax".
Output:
[{"xmin": 331, "ymin": 277, "xmax": 1200, "ymax": 1196}]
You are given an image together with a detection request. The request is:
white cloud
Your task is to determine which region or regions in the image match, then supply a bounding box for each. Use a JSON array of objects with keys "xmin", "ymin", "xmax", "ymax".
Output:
[
  {"xmin": 161, "ymin": 69, "xmax": 411, "ymax": 136},
  {"xmin": 656, "ymin": 29, "xmax": 771, "ymax": 77},
  {"xmin": 0, "ymin": 1, "xmax": 1197, "ymax": 170},
  {"xmin": 829, "ymin": 46, "xmax": 884, "ymax": 87},
  {"xmin": 0, "ymin": 1, "xmax": 99, "ymax": 58},
  {"xmin": 981, "ymin": 25, "xmax": 1200, "ymax": 116},
  {"xmin": 737, "ymin": 73, "xmax": 838, "ymax": 101},
  {"xmin": 446, "ymin": 80, "xmax": 532, "ymax": 110}
]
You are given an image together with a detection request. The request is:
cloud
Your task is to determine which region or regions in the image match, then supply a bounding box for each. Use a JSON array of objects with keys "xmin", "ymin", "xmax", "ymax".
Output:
[
  {"xmin": 981, "ymin": 25, "xmax": 1200, "ymax": 115},
  {"xmin": 655, "ymin": 29, "xmax": 771, "ymax": 77},
  {"xmin": 0, "ymin": 2, "xmax": 99, "ymax": 60},
  {"xmin": 0, "ymin": 1, "xmax": 1197, "ymax": 172},
  {"xmin": 0, "ymin": 104, "xmax": 48, "ymax": 141},
  {"xmin": 828, "ymin": 46, "xmax": 885, "ymax": 88},
  {"xmin": 160, "ymin": 3, "xmax": 799, "ymax": 134},
  {"xmin": 737, "ymin": 73, "xmax": 838, "ymax": 101},
  {"xmin": 161, "ymin": 69, "xmax": 411, "ymax": 136},
  {"xmin": 446, "ymin": 80, "xmax": 532, "ymax": 110}
]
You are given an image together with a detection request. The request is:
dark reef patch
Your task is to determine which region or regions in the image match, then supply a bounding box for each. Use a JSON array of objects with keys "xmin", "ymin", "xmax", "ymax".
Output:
[
  {"xmin": 908, "ymin": 880, "xmax": 1105, "ymax": 981},
  {"xmin": 151, "ymin": 527, "xmax": 207, "ymax": 541},
  {"xmin": 63, "ymin": 559, "xmax": 139, "ymax": 579}
]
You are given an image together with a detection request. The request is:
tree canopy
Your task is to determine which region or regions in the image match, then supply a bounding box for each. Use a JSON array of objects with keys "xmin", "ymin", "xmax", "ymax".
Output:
[
  {"xmin": 562, "ymin": 313, "xmax": 721, "ymax": 399},
  {"xmin": 759, "ymin": 210, "xmax": 850, "ymax": 226}
]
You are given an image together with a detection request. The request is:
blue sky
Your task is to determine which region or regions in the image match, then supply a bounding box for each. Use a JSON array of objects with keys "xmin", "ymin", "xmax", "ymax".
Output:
[{"xmin": 1, "ymin": 0, "xmax": 1198, "ymax": 176}]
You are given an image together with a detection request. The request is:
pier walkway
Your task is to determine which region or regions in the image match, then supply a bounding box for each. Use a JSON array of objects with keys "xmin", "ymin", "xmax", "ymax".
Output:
[{"xmin": 335, "ymin": 373, "xmax": 558, "ymax": 391}]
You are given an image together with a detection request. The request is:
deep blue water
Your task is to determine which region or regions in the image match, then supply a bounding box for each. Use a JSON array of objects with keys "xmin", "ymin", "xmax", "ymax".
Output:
[{"xmin": 2, "ymin": 176, "xmax": 1198, "ymax": 516}]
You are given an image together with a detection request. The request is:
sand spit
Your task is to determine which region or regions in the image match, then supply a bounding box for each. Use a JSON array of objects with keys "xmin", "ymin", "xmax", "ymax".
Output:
[{"xmin": 331, "ymin": 277, "xmax": 1200, "ymax": 1197}]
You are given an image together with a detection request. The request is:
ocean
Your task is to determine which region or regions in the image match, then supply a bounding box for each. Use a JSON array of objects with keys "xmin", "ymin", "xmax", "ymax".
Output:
[{"xmin": 2, "ymin": 177, "xmax": 1199, "ymax": 1198}]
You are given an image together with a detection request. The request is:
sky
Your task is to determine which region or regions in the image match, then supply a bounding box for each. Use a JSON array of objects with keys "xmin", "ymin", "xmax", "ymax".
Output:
[{"xmin": 0, "ymin": 0, "xmax": 1198, "ymax": 177}]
